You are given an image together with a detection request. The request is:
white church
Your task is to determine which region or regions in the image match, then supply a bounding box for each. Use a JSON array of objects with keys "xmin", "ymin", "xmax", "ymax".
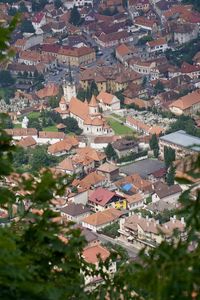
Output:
[{"xmin": 55, "ymin": 73, "xmax": 114, "ymax": 136}]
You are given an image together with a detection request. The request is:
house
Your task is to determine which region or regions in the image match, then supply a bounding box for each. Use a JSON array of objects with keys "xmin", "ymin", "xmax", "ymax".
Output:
[
  {"xmin": 73, "ymin": 172, "xmax": 106, "ymax": 190},
  {"xmin": 91, "ymin": 136, "xmax": 120, "ymax": 150},
  {"xmin": 17, "ymin": 136, "xmax": 37, "ymax": 148},
  {"xmin": 173, "ymin": 23, "xmax": 198, "ymax": 45},
  {"xmin": 128, "ymin": 0, "xmax": 150, "ymax": 12},
  {"xmin": 148, "ymin": 167, "xmax": 167, "ymax": 182},
  {"xmin": 82, "ymin": 207, "xmax": 125, "ymax": 232},
  {"xmin": 152, "ymin": 182, "xmax": 182, "ymax": 204},
  {"xmin": 134, "ymin": 17, "xmax": 158, "ymax": 33},
  {"xmin": 129, "ymin": 59, "xmax": 160, "ymax": 80},
  {"xmin": 56, "ymin": 156, "xmax": 94, "ymax": 176},
  {"xmin": 5, "ymin": 128, "xmax": 38, "ymax": 141},
  {"xmin": 75, "ymin": 147, "xmax": 106, "ymax": 167},
  {"xmin": 97, "ymin": 163, "xmax": 119, "ymax": 182},
  {"xmin": 47, "ymin": 136, "xmax": 79, "ymax": 156},
  {"xmin": 146, "ymin": 38, "xmax": 168, "ymax": 55},
  {"xmin": 37, "ymin": 131, "xmax": 65, "ymax": 145},
  {"xmin": 68, "ymin": 188, "xmax": 89, "ymax": 205},
  {"xmin": 159, "ymin": 130, "xmax": 200, "ymax": 159},
  {"xmin": 115, "ymin": 173, "xmax": 153, "ymax": 195},
  {"xmin": 147, "ymin": 200, "xmax": 178, "ymax": 214},
  {"xmin": 126, "ymin": 116, "xmax": 164, "ymax": 136},
  {"xmin": 82, "ymin": 244, "xmax": 116, "ymax": 285},
  {"xmin": 115, "ymin": 44, "xmax": 134, "ymax": 64},
  {"xmin": 180, "ymin": 62, "xmax": 200, "ymax": 80},
  {"xmin": 36, "ymin": 83, "xmax": 59, "ymax": 100},
  {"xmin": 95, "ymin": 31, "xmax": 133, "ymax": 48},
  {"xmin": 112, "ymin": 138, "xmax": 138, "ymax": 158},
  {"xmin": 60, "ymin": 203, "xmax": 91, "ymax": 223},
  {"xmin": 119, "ymin": 214, "xmax": 186, "ymax": 249},
  {"xmin": 96, "ymin": 91, "xmax": 121, "ymax": 111},
  {"xmin": 32, "ymin": 12, "xmax": 46, "ymax": 30},
  {"xmin": 125, "ymin": 193, "xmax": 145, "ymax": 211},
  {"xmin": 88, "ymin": 187, "xmax": 126, "ymax": 212},
  {"xmin": 80, "ymin": 227, "xmax": 99, "ymax": 247},
  {"xmin": 169, "ymin": 89, "xmax": 200, "ymax": 116}
]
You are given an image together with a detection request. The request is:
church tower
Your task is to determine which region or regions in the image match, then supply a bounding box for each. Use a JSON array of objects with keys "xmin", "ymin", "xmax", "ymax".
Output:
[
  {"xmin": 89, "ymin": 95, "xmax": 99, "ymax": 115},
  {"xmin": 63, "ymin": 63, "xmax": 76, "ymax": 104}
]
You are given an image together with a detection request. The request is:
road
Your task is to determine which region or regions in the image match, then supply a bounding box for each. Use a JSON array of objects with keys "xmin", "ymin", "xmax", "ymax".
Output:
[{"xmin": 97, "ymin": 233, "xmax": 139, "ymax": 258}]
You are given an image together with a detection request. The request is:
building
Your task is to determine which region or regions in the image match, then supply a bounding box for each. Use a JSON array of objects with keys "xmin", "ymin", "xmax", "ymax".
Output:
[
  {"xmin": 115, "ymin": 44, "xmax": 134, "ymax": 64},
  {"xmin": 47, "ymin": 136, "xmax": 79, "ymax": 156},
  {"xmin": 173, "ymin": 23, "xmax": 199, "ymax": 45},
  {"xmin": 169, "ymin": 89, "xmax": 200, "ymax": 116},
  {"xmin": 119, "ymin": 214, "xmax": 186, "ymax": 249},
  {"xmin": 146, "ymin": 38, "xmax": 168, "ymax": 54},
  {"xmin": 125, "ymin": 193, "xmax": 145, "ymax": 211},
  {"xmin": 152, "ymin": 182, "xmax": 182, "ymax": 204},
  {"xmin": 126, "ymin": 116, "xmax": 164, "ymax": 136},
  {"xmin": 96, "ymin": 91, "xmax": 121, "ymax": 111},
  {"xmin": 64, "ymin": 0, "xmax": 94, "ymax": 8},
  {"xmin": 112, "ymin": 138, "xmax": 138, "ymax": 158},
  {"xmin": 60, "ymin": 203, "xmax": 91, "ymax": 223},
  {"xmin": 159, "ymin": 130, "xmax": 200, "ymax": 159},
  {"xmin": 97, "ymin": 163, "xmax": 119, "ymax": 182},
  {"xmin": 82, "ymin": 244, "xmax": 116, "ymax": 286},
  {"xmin": 57, "ymin": 90, "xmax": 113, "ymax": 136},
  {"xmin": 88, "ymin": 188, "xmax": 126, "ymax": 212},
  {"xmin": 32, "ymin": 12, "xmax": 46, "ymax": 30},
  {"xmin": 82, "ymin": 208, "xmax": 125, "ymax": 232}
]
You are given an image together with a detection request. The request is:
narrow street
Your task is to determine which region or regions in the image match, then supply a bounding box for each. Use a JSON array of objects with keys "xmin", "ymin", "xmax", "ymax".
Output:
[{"xmin": 96, "ymin": 233, "xmax": 139, "ymax": 258}]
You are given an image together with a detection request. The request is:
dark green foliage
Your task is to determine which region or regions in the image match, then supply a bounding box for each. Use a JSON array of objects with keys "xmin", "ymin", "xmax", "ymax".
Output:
[
  {"xmin": 167, "ymin": 115, "xmax": 200, "ymax": 138},
  {"xmin": 101, "ymin": 7, "xmax": 118, "ymax": 16},
  {"xmin": 63, "ymin": 117, "xmax": 82, "ymax": 135},
  {"xmin": 54, "ymin": 0, "xmax": 62, "ymax": 9},
  {"xmin": 48, "ymin": 96, "xmax": 60, "ymax": 108},
  {"xmin": 32, "ymin": 0, "xmax": 48, "ymax": 11},
  {"xmin": 69, "ymin": 5, "xmax": 81, "ymax": 26},
  {"xmin": 90, "ymin": 80, "xmax": 99, "ymax": 96},
  {"xmin": 137, "ymin": 35, "xmax": 153, "ymax": 46},
  {"xmin": 101, "ymin": 222, "xmax": 120, "ymax": 238},
  {"xmin": 105, "ymin": 143, "xmax": 118, "ymax": 161},
  {"xmin": 115, "ymin": 90, "xmax": 124, "ymax": 106},
  {"xmin": 2, "ymin": 115, "xmax": 13, "ymax": 129},
  {"xmin": 166, "ymin": 166, "xmax": 175, "ymax": 186},
  {"xmin": 77, "ymin": 88, "xmax": 86, "ymax": 101},
  {"xmin": 8, "ymin": 7, "xmax": 17, "ymax": 15},
  {"xmin": 29, "ymin": 146, "xmax": 57, "ymax": 171},
  {"xmin": 117, "ymin": 150, "xmax": 147, "ymax": 163},
  {"xmin": 182, "ymin": 0, "xmax": 200, "ymax": 11},
  {"xmin": 154, "ymin": 80, "xmax": 165, "ymax": 95},
  {"xmin": 149, "ymin": 134, "xmax": 159, "ymax": 157},
  {"xmin": 0, "ymin": 70, "xmax": 15, "ymax": 87},
  {"xmin": 28, "ymin": 117, "xmax": 43, "ymax": 131},
  {"xmin": 164, "ymin": 146, "xmax": 175, "ymax": 168},
  {"xmin": 21, "ymin": 19, "xmax": 35, "ymax": 33}
]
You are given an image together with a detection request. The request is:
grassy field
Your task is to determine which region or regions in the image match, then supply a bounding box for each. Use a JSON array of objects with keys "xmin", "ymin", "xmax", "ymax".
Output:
[
  {"xmin": 107, "ymin": 118, "xmax": 134, "ymax": 135},
  {"xmin": 43, "ymin": 125, "xmax": 58, "ymax": 132},
  {"xmin": 14, "ymin": 123, "xmax": 21, "ymax": 128},
  {"xmin": 27, "ymin": 111, "xmax": 41, "ymax": 119}
]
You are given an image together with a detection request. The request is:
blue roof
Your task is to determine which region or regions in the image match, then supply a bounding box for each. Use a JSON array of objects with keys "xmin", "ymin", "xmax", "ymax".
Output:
[{"xmin": 122, "ymin": 183, "xmax": 132, "ymax": 192}]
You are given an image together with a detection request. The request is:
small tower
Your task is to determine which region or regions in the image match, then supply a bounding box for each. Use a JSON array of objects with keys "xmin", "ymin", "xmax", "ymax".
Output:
[
  {"xmin": 63, "ymin": 63, "xmax": 76, "ymax": 104},
  {"xmin": 59, "ymin": 96, "xmax": 67, "ymax": 111},
  {"xmin": 89, "ymin": 95, "xmax": 98, "ymax": 115}
]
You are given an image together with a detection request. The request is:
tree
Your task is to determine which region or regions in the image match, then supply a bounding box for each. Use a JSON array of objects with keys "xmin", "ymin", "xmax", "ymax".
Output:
[
  {"xmin": 32, "ymin": 0, "xmax": 48, "ymax": 11},
  {"xmin": 2, "ymin": 115, "xmax": 13, "ymax": 129},
  {"xmin": 115, "ymin": 90, "xmax": 125, "ymax": 106},
  {"xmin": 54, "ymin": 0, "xmax": 62, "ymax": 9},
  {"xmin": 19, "ymin": 2, "xmax": 28, "ymax": 12},
  {"xmin": 69, "ymin": 5, "xmax": 81, "ymax": 26},
  {"xmin": 105, "ymin": 143, "xmax": 118, "ymax": 161},
  {"xmin": 28, "ymin": 118, "xmax": 42, "ymax": 131},
  {"xmin": 77, "ymin": 88, "xmax": 86, "ymax": 102},
  {"xmin": 166, "ymin": 166, "xmax": 175, "ymax": 186},
  {"xmin": 0, "ymin": 70, "xmax": 15, "ymax": 87},
  {"xmin": 164, "ymin": 146, "xmax": 176, "ymax": 168},
  {"xmin": 48, "ymin": 96, "xmax": 60, "ymax": 108},
  {"xmin": 154, "ymin": 80, "xmax": 165, "ymax": 95},
  {"xmin": 137, "ymin": 35, "xmax": 153, "ymax": 46},
  {"xmin": 90, "ymin": 80, "xmax": 98, "ymax": 96},
  {"xmin": 21, "ymin": 19, "xmax": 35, "ymax": 34},
  {"xmin": 63, "ymin": 117, "xmax": 82, "ymax": 135},
  {"xmin": 8, "ymin": 7, "xmax": 17, "ymax": 16},
  {"xmin": 149, "ymin": 134, "xmax": 159, "ymax": 158},
  {"xmin": 29, "ymin": 146, "xmax": 57, "ymax": 171},
  {"xmin": 101, "ymin": 222, "xmax": 120, "ymax": 238}
]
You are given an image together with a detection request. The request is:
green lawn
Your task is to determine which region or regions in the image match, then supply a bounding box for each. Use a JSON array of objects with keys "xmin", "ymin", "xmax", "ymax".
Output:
[
  {"xmin": 14, "ymin": 123, "xmax": 21, "ymax": 128},
  {"xmin": 106, "ymin": 118, "xmax": 134, "ymax": 135},
  {"xmin": 43, "ymin": 125, "xmax": 58, "ymax": 132},
  {"xmin": 27, "ymin": 111, "xmax": 41, "ymax": 119}
]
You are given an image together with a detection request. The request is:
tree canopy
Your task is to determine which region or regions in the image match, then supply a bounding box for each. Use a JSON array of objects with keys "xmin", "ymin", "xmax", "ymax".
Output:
[
  {"xmin": 105, "ymin": 143, "xmax": 118, "ymax": 161},
  {"xmin": 0, "ymin": 70, "xmax": 15, "ymax": 87},
  {"xmin": 69, "ymin": 5, "xmax": 81, "ymax": 26},
  {"xmin": 21, "ymin": 19, "xmax": 35, "ymax": 33}
]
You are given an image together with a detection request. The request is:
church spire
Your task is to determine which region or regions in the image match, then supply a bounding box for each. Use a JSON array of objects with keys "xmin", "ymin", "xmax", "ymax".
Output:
[{"xmin": 68, "ymin": 62, "xmax": 73, "ymax": 84}]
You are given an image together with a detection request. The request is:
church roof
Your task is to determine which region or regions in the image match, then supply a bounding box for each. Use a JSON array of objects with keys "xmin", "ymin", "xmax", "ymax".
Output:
[
  {"xmin": 92, "ymin": 117, "xmax": 103, "ymax": 126},
  {"xmin": 69, "ymin": 97, "xmax": 89, "ymax": 120},
  {"xmin": 89, "ymin": 95, "xmax": 98, "ymax": 107}
]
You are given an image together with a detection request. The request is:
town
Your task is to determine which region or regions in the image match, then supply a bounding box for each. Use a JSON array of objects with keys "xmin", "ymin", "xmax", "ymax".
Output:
[{"xmin": 0, "ymin": 0, "xmax": 200, "ymax": 290}]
